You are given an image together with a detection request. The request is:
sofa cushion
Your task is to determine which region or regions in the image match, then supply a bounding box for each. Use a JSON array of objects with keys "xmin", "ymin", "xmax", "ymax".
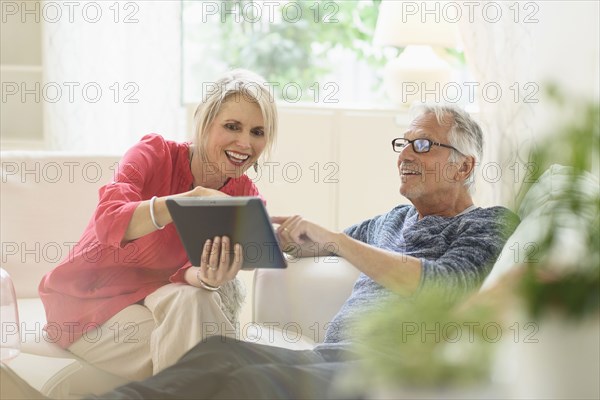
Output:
[{"xmin": 481, "ymin": 164, "xmax": 599, "ymax": 291}]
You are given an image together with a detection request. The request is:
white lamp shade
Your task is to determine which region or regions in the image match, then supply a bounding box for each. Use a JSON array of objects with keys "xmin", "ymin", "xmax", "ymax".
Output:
[
  {"xmin": 383, "ymin": 45, "xmax": 453, "ymax": 106},
  {"xmin": 374, "ymin": 0, "xmax": 459, "ymax": 48}
]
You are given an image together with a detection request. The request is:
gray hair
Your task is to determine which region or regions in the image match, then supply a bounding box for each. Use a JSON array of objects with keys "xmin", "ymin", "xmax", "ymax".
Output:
[
  {"xmin": 193, "ymin": 69, "xmax": 278, "ymax": 161},
  {"xmin": 413, "ymin": 104, "xmax": 483, "ymax": 192}
]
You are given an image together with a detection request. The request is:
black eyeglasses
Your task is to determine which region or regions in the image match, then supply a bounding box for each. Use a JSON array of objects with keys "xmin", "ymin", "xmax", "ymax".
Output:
[{"xmin": 391, "ymin": 138, "xmax": 462, "ymax": 154}]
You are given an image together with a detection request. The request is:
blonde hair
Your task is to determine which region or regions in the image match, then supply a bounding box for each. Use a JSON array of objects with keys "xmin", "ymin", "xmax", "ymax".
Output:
[{"xmin": 192, "ymin": 69, "xmax": 278, "ymax": 161}]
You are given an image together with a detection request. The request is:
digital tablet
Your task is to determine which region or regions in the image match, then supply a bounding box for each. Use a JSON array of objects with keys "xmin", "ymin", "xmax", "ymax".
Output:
[{"xmin": 166, "ymin": 197, "xmax": 287, "ymax": 269}]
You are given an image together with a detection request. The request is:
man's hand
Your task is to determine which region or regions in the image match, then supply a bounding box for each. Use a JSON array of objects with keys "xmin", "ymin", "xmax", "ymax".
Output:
[
  {"xmin": 272, "ymin": 216, "xmax": 422, "ymax": 296},
  {"xmin": 271, "ymin": 215, "xmax": 339, "ymax": 257}
]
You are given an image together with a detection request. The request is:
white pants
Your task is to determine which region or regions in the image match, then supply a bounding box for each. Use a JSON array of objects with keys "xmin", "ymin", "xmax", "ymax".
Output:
[{"xmin": 68, "ymin": 283, "xmax": 238, "ymax": 381}]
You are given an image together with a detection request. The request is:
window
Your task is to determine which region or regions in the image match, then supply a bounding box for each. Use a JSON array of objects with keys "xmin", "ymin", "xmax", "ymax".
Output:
[{"xmin": 181, "ymin": 0, "xmax": 393, "ymax": 107}]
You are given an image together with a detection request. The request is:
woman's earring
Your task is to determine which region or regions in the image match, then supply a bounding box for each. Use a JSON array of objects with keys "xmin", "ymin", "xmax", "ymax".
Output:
[{"xmin": 253, "ymin": 161, "xmax": 259, "ymax": 173}]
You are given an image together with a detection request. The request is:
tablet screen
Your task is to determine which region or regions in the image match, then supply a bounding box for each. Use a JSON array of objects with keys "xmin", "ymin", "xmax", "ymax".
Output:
[{"xmin": 166, "ymin": 197, "xmax": 287, "ymax": 269}]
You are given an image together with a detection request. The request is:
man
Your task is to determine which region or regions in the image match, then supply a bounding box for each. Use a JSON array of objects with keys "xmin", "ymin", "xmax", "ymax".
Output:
[{"xmin": 1, "ymin": 105, "xmax": 517, "ymax": 399}]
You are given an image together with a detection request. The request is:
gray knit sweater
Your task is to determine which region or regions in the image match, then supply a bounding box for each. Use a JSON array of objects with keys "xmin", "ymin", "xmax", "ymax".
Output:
[{"xmin": 320, "ymin": 205, "xmax": 518, "ymax": 346}]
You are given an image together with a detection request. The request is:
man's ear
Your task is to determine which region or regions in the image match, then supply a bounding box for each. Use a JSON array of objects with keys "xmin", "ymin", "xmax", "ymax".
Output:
[{"xmin": 458, "ymin": 156, "xmax": 475, "ymax": 180}]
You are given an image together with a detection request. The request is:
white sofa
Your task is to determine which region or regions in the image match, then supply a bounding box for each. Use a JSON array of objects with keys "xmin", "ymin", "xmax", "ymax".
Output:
[
  {"xmin": 2, "ymin": 152, "xmax": 598, "ymax": 399},
  {"xmin": 0, "ymin": 151, "xmax": 360, "ymax": 398}
]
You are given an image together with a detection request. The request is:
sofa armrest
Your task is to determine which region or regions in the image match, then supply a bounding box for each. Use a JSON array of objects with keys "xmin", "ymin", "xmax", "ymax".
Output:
[
  {"xmin": 252, "ymin": 256, "xmax": 360, "ymax": 345},
  {"xmin": 481, "ymin": 164, "xmax": 600, "ymax": 291},
  {"xmin": 8, "ymin": 353, "xmax": 81, "ymax": 398}
]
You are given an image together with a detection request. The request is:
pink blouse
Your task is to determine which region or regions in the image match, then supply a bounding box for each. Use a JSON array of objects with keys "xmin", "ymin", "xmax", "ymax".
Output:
[{"xmin": 39, "ymin": 134, "xmax": 262, "ymax": 348}]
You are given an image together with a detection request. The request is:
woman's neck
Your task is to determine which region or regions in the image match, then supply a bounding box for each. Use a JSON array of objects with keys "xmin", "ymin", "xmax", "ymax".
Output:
[{"xmin": 189, "ymin": 146, "xmax": 228, "ymax": 190}]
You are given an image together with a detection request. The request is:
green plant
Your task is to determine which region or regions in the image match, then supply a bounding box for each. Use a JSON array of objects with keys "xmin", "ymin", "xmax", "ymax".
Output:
[
  {"xmin": 350, "ymin": 290, "xmax": 496, "ymax": 390},
  {"xmin": 516, "ymin": 86, "xmax": 600, "ymax": 320}
]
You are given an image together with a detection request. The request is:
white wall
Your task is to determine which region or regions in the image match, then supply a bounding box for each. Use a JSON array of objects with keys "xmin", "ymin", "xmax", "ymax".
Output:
[
  {"xmin": 530, "ymin": 1, "xmax": 599, "ymax": 166},
  {"xmin": 254, "ymin": 105, "xmax": 406, "ymax": 231},
  {"xmin": 0, "ymin": 1, "xmax": 44, "ymax": 148}
]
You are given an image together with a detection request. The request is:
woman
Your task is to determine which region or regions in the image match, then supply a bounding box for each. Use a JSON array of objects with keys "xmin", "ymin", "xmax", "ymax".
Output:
[{"xmin": 38, "ymin": 69, "xmax": 278, "ymax": 380}]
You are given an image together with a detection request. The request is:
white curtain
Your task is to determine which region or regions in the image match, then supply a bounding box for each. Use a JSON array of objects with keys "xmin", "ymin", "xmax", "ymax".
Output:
[
  {"xmin": 43, "ymin": 1, "xmax": 184, "ymax": 153},
  {"xmin": 459, "ymin": 1, "xmax": 599, "ymax": 208},
  {"xmin": 458, "ymin": 2, "xmax": 536, "ymax": 209}
]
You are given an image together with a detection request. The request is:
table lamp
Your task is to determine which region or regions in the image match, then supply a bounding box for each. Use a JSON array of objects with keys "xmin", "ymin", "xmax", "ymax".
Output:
[{"xmin": 374, "ymin": 0, "xmax": 460, "ymax": 107}]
